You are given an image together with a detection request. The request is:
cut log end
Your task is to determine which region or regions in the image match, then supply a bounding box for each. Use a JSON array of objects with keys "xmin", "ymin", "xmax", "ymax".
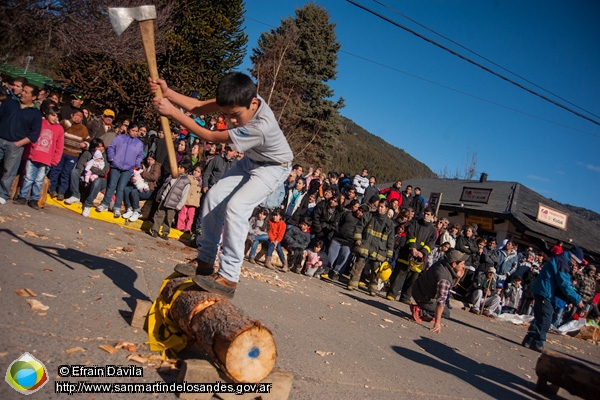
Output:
[{"xmin": 215, "ymin": 325, "xmax": 277, "ymax": 383}]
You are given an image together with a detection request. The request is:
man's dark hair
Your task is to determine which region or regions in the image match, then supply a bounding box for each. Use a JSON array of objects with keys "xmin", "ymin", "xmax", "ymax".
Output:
[
  {"xmin": 406, "ymin": 185, "xmax": 413, "ymax": 190},
  {"xmin": 368, "ymin": 195, "xmax": 380, "ymax": 204},
  {"xmin": 178, "ymin": 159, "xmax": 193, "ymax": 173},
  {"xmin": 292, "ymin": 164, "xmax": 303, "ymax": 171},
  {"xmin": 24, "ymin": 83, "xmax": 39, "ymax": 98},
  {"xmin": 13, "ymin": 76, "xmax": 29, "ymax": 86},
  {"xmin": 215, "ymin": 72, "xmax": 257, "ymax": 108}
]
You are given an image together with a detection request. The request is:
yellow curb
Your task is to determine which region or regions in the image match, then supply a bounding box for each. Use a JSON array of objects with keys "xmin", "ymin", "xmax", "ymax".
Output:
[{"xmin": 44, "ymin": 195, "xmax": 188, "ymax": 240}]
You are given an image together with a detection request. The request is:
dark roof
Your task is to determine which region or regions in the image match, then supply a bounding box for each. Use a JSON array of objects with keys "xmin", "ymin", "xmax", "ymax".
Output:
[{"xmin": 388, "ymin": 178, "xmax": 600, "ymax": 259}]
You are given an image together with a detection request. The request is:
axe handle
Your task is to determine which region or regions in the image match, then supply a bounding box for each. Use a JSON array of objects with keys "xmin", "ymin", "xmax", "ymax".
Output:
[{"xmin": 139, "ymin": 19, "xmax": 178, "ymax": 178}]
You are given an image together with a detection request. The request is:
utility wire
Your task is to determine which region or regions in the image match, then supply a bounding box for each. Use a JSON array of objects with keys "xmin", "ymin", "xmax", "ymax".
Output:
[
  {"xmin": 370, "ymin": 0, "xmax": 600, "ymax": 121},
  {"xmin": 346, "ymin": 0, "xmax": 600, "ymax": 127},
  {"xmin": 244, "ymin": 16, "xmax": 600, "ymax": 138}
]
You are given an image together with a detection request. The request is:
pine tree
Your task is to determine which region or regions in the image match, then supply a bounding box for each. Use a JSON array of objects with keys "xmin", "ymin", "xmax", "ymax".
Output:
[
  {"xmin": 162, "ymin": 0, "xmax": 248, "ymax": 100},
  {"xmin": 250, "ymin": 3, "xmax": 344, "ymax": 167}
]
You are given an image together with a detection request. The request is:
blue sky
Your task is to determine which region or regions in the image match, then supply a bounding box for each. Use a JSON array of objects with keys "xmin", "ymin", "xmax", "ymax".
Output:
[{"xmin": 238, "ymin": 0, "xmax": 600, "ymax": 213}]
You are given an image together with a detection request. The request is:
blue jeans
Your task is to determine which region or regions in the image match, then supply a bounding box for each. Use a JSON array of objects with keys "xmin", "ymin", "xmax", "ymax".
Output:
[
  {"xmin": 19, "ymin": 160, "xmax": 49, "ymax": 201},
  {"xmin": 123, "ymin": 185, "xmax": 152, "ymax": 211},
  {"xmin": 100, "ymin": 168, "xmax": 133, "ymax": 211},
  {"xmin": 69, "ymin": 167, "xmax": 83, "ymax": 199},
  {"xmin": 0, "ymin": 138, "xmax": 25, "ymax": 200},
  {"xmin": 83, "ymin": 178, "xmax": 107, "ymax": 208},
  {"xmin": 48, "ymin": 153, "xmax": 78, "ymax": 194},
  {"xmin": 267, "ymin": 241, "xmax": 286, "ymax": 262},
  {"xmin": 524, "ymin": 294, "xmax": 554, "ymax": 349},
  {"xmin": 249, "ymin": 233, "xmax": 269, "ymax": 258},
  {"xmin": 197, "ymin": 157, "xmax": 290, "ymax": 282},
  {"xmin": 328, "ymin": 239, "xmax": 351, "ymax": 274}
]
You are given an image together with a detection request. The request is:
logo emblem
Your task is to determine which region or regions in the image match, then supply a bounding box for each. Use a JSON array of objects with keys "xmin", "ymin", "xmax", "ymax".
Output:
[{"xmin": 5, "ymin": 352, "xmax": 49, "ymax": 395}]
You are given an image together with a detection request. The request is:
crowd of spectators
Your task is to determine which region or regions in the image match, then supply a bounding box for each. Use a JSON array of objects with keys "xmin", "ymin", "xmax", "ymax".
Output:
[{"xmin": 1, "ymin": 75, "xmax": 599, "ymax": 335}]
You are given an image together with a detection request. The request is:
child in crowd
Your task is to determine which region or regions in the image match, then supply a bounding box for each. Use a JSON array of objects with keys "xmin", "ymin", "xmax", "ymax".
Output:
[
  {"xmin": 304, "ymin": 240, "xmax": 324, "ymax": 277},
  {"xmin": 247, "ymin": 207, "xmax": 270, "ymax": 264},
  {"xmin": 83, "ymin": 149, "xmax": 105, "ymax": 184},
  {"xmin": 14, "ymin": 102, "xmax": 64, "ymax": 210},
  {"xmin": 264, "ymin": 208, "xmax": 287, "ymax": 271},
  {"xmin": 151, "ymin": 161, "xmax": 192, "ymax": 240},
  {"xmin": 176, "ymin": 164, "xmax": 202, "ymax": 233},
  {"xmin": 502, "ymin": 276, "xmax": 523, "ymax": 314},
  {"xmin": 284, "ymin": 217, "xmax": 312, "ymax": 274}
]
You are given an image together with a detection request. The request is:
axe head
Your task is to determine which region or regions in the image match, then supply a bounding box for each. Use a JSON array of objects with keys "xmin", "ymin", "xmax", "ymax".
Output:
[{"xmin": 109, "ymin": 5, "xmax": 157, "ymax": 36}]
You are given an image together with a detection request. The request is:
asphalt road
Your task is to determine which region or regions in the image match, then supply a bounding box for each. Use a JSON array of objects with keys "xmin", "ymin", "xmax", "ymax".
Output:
[{"xmin": 1, "ymin": 203, "xmax": 598, "ymax": 399}]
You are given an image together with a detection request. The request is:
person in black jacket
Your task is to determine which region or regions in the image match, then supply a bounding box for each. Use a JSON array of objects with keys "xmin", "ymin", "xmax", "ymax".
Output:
[
  {"xmin": 202, "ymin": 145, "xmax": 237, "ymax": 192},
  {"xmin": 311, "ymin": 195, "xmax": 343, "ymax": 248},
  {"xmin": 322, "ymin": 204, "xmax": 368, "ymax": 281},
  {"xmin": 412, "ymin": 249, "xmax": 468, "ymax": 333},
  {"xmin": 283, "ymin": 217, "xmax": 312, "ymax": 273}
]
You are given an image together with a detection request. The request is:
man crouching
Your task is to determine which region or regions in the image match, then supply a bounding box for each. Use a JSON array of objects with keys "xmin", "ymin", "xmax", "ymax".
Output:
[{"xmin": 410, "ymin": 249, "xmax": 468, "ymax": 333}]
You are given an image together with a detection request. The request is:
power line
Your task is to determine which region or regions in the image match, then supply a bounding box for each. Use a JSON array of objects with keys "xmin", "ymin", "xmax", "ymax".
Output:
[
  {"xmin": 245, "ymin": 16, "xmax": 600, "ymax": 138},
  {"xmin": 370, "ymin": 0, "xmax": 600, "ymax": 121},
  {"xmin": 346, "ymin": 0, "xmax": 600, "ymax": 127}
]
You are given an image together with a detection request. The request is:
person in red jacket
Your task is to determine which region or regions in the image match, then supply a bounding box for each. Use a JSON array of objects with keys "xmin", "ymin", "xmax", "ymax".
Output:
[
  {"xmin": 264, "ymin": 208, "xmax": 287, "ymax": 271},
  {"xmin": 14, "ymin": 102, "xmax": 64, "ymax": 209}
]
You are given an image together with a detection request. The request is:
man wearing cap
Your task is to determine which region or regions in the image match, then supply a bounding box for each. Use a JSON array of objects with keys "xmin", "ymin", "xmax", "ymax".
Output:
[
  {"xmin": 88, "ymin": 109, "xmax": 115, "ymax": 140},
  {"xmin": 411, "ymin": 249, "xmax": 467, "ymax": 333},
  {"xmin": 522, "ymin": 246, "xmax": 585, "ymax": 352},
  {"xmin": 60, "ymin": 93, "xmax": 87, "ymax": 126},
  {"xmin": 469, "ymin": 266, "xmax": 501, "ymax": 315}
]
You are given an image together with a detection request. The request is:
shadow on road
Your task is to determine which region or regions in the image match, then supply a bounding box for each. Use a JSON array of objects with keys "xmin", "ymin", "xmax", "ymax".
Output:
[
  {"xmin": 0, "ymin": 228, "xmax": 150, "ymax": 310},
  {"xmin": 392, "ymin": 337, "xmax": 560, "ymax": 400}
]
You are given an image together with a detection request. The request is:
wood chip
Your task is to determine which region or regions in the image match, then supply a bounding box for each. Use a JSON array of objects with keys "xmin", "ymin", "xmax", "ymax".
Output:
[
  {"xmin": 43, "ymin": 268, "xmax": 53, "ymax": 272},
  {"xmin": 24, "ymin": 288, "xmax": 37, "ymax": 297},
  {"xmin": 383, "ymin": 318, "xmax": 394, "ymax": 323},
  {"xmin": 15, "ymin": 289, "xmax": 30, "ymax": 297},
  {"xmin": 65, "ymin": 347, "xmax": 85, "ymax": 354},
  {"xmin": 25, "ymin": 299, "xmax": 49, "ymax": 311},
  {"xmin": 126, "ymin": 355, "xmax": 147, "ymax": 364},
  {"xmin": 99, "ymin": 345, "xmax": 118, "ymax": 354},
  {"xmin": 41, "ymin": 293, "xmax": 57, "ymax": 298},
  {"xmin": 315, "ymin": 350, "xmax": 335, "ymax": 357}
]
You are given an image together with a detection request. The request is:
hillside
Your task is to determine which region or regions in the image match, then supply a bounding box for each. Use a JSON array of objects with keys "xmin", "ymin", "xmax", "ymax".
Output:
[
  {"xmin": 327, "ymin": 116, "xmax": 437, "ymax": 182},
  {"xmin": 559, "ymin": 203, "xmax": 600, "ymax": 228}
]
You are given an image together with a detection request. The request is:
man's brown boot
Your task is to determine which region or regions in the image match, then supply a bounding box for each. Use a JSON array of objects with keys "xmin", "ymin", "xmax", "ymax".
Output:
[
  {"xmin": 281, "ymin": 259, "xmax": 289, "ymax": 273},
  {"xmin": 192, "ymin": 273, "xmax": 237, "ymax": 299},
  {"xmin": 174, "ymin": 259, "xmax": 215, "ymax": 276},
  {"xmin": 264, "ymin": 256, "xmax": 275, "ymax": 269}
]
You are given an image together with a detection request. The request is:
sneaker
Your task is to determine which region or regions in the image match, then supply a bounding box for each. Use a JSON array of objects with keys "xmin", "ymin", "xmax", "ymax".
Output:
[
  {"xmin": 122, "ymin": 208, "xmax": 134, "ymax": 219},
  {"xmin": 13, "ymin": 197, "xmax": 27, "ymax": 205},
  {"xmin": 64, "ymin": 196, "xmax": 80, "ymax": 205},
  {"xmin": 129, "ymin": 211, "xmax": 140, "ymax": 222},
  {"xmin": 174, "ymin": 260, "xmax": 215, "ymax": 277},
  {"xmin": 160, "ymin": 232, "xmax": 169, "ymax": 240},
  {"xmin": 96, "ymin": 204, "xmax": 107, "ymax": 212},
  {"xmin": 114, "ymin": 210, "xmax": 121, "ymax": 218},
  {"xmin": 386, "ymin": 295, "xmax": 395, "ymax": 301},
  {"xmin": 192, "ymin": 273, "xmax": 237, "ymax": 299},
  {"xmin": 151, "ymin": 230, "xmax": 158, "ymax": 238},
  {"xmin": 248, "ymin": 257, "xmax": 256, "ymax": 264},
  {"xmin": 369, "ymin": 291, "xmax": 377, "ymax": 297},
  {"xmin": 330, "ymin": 271, "xmax": 339, "ymax": 281},
  {"xmin": 0, "ymin": 197, "xmax": 6, "ymax": 205},
  {"xmin": 49, "ymin": 190, "xmax": 58, "ymax": 199},
  {"xmin": 27, "ymin": 200, "xmax": 40, "ymax": 210},
  {"xmin": 358, "ymin": 281, "xmax": 367, "ymax": 287},
  {"xmin": 57, "ymin": 193, "xmax": 65, "ymax": 201},
  {"xmin": 470, "ymin": 308, "xmax": 480, "ymax": 314},
  {"xmin": 320, "ymin": 272, "xmax": 330, "ymax": 280},
  {"xmin": 82, "ymin": 207, "xmax": 91, "ymax": 217},
  {"xmin": 410, "ymin": 304, "xmax": 423, "ymax": 323}
]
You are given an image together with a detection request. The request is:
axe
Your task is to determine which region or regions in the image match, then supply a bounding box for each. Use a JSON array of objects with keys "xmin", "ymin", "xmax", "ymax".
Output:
[{"xmin": 109, "ymin": 5, "xmax": 178, "ymax": 178}]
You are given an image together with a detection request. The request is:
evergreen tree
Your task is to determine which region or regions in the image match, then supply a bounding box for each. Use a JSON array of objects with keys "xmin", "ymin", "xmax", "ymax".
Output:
[
  {"xmin": 162, "ymin": 0, "xmax": 248, "ymax": 100},
  {"xmin": 250, "ymin": 3, "xmax": 344, "ymax": 167}
]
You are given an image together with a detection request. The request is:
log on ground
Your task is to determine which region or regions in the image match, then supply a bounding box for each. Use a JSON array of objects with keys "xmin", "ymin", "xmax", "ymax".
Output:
[
  {"xmin": 164, "ymin": 277, "xmax": 277, "ymax": 383},
  {"xmin": 535, "ymin": 349, "xmax": 600, "ymax": 400}
]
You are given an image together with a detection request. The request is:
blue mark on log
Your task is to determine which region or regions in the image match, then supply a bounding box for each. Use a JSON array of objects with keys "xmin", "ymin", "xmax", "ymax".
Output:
[{"xmin": 248, "ymin": 347, "xmax": 260, "ymax": 358}]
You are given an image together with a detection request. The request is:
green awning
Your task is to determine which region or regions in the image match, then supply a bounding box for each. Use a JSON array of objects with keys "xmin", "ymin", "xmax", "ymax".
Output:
[{"xmin": 0, "ymin": 64, "xmax": 60, "ymax": 89}]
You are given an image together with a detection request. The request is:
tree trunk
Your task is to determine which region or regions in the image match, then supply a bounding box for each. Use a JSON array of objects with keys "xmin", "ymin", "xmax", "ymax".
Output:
[{"xmin": 163, "ymin": 277, "xmax": 277, "ymax": 383}]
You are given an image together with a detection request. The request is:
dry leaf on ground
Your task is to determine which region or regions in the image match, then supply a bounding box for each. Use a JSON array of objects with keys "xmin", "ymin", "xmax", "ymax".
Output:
[{"xmin": 65, "ymin": 347, "xmax": 85, "ymax": 354}]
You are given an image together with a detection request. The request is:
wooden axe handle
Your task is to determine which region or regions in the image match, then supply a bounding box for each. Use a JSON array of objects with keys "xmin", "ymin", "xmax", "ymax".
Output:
[{"xmin": 139, "ymin": 19, "xmax": 178, "ymax": 178}]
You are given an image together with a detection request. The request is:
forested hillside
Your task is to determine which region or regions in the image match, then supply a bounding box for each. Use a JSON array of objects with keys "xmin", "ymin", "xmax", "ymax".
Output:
[{"xmin": 327, "ymin": 116, "xmax": 437, "ymax": 182}]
